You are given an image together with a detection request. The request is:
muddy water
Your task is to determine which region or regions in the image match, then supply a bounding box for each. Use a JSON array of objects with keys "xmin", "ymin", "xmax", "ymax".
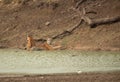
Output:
[{"xmin": 0, "ymin": 49, "xmax": 120, "ymax": 74}]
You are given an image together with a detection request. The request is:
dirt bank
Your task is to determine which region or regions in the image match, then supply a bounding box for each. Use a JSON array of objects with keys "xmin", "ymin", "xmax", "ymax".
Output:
[
  {"xmin": 0, "ymin": 0, "xmax": 120, "ymax": 51},
  {"xmin": 0, "ymin": 72, "xmax": 120, "ymax": 82}
]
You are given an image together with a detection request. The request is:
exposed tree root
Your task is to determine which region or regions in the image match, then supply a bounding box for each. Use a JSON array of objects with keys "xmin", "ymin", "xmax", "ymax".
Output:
[
  {"xmin": 36, "ymin": 3, "xmax": 120, "ymax": 41},
  {"xmin": 82, "ymin": 16, "xmax": 120, "ymax": 27},
  {"xmin": 75, "ymin": 0, "xmax": 87, "ymax": 9},
  {"xmin": 35, "ymin": 19, "xmax": 83, "ymax": 41},
  {"xmin": 52, "ymin": 20, "xmax": 82, "ymax": 39},
  {"xmin": 73, "ymin": 7, "xmax": 120, "ymax": 28}
]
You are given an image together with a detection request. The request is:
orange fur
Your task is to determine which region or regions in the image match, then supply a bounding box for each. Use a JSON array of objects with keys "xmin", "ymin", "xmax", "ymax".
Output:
[
  {"xmin": 26, "ymin": 35, "xmax": 35, "ymax": 50},
  {"xmin": 43, "ymin": 42, "xmax": 54, "ymax": 50},
  {"xmin": 26, "ymin": 36, "xmax": 61, "ymax": 51}
]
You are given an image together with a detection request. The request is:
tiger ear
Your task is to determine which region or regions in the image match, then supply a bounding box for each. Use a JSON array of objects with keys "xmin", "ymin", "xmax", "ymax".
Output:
[{"xmin": 27, "ymin": 33, "xmax": 32, "ymax": 37}]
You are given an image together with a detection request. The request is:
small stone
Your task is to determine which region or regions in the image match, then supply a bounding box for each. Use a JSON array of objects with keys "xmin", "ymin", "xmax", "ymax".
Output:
[
  {"xmin": 40, "ymin": 76, "xmax": 44, "ymax": 79},
  {"xmin": 77, "ymin": 70, "xmax": 82, "ymax": 74},
  {"xmin": 45, "ymin": 22, "xmax": 51, "ymax": 26}
]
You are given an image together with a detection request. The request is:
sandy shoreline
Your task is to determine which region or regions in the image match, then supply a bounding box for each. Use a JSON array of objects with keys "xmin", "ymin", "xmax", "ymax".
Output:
[
  {"xmin": 74, "ymin": 46, "xmax": 120, "ymax": 51},
  {"xmin": 0, "ymin": 72, "xmax": 120, "ymax": 82},
  {"xmin": 1, "ymin": 46, "xmax": 120, "ymax": 51}
]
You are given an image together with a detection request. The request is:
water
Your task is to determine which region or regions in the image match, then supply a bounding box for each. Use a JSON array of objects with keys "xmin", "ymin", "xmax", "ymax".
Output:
[{"xmin": 0, "ymin": 49, "xmax": 120, "ymax": 74}]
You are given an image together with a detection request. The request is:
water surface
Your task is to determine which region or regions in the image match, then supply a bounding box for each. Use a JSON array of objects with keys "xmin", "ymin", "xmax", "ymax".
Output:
[{"xmin": 0, "ymin": 49, "xmax": 120, "ymax": 74}]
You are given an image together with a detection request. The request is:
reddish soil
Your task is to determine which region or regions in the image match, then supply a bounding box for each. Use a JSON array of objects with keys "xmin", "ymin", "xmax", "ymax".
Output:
[
  {"xmin": 0, "ymin": 0, "xmax": 120, "ymax": 51},
  {"xmin": 0, "ymin": 72, "xmax": 120, "ymax": 82}
]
